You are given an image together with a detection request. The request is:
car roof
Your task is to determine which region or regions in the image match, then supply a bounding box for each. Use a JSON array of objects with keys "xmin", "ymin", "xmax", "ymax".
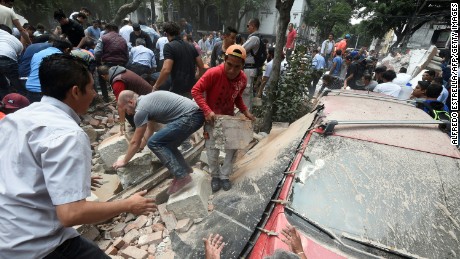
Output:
[{"xmin": 319, "ymin": 91, "xmax": 460, "ymax": 159}]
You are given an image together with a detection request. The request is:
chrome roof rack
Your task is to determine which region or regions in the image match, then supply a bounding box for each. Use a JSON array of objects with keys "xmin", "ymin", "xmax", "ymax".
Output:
[
  {"xmin": 320, "ymin": 89, "xmax": 415, "ymax": 107},
  {"xmin": 321, "ymin": 119, "xmax": 448, "ymax": 135}
]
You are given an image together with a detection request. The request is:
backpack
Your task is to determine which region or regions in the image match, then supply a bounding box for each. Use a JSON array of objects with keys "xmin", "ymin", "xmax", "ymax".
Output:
[
  {"xmin": 416, "ymin": 101, "xmax": 451, "ymax": 133},
  {"xmin": 250, "ymin": 34, "xmax": 267, "ymax": 68}
]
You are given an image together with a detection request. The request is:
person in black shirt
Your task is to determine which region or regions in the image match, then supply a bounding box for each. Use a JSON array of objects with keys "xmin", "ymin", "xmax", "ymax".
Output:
[
  {"xmin": 53, "ymin": 9, "xmax": 85, "ymax": 47},
  {"xmin": 129, "ymin": 23, "xmax": 154, "ymax": 50},
  {"xmin": 210, "ymin": 26, "xmax": 238, "ymax": 67},
  {"xmin": 152, "ymin": 21, "xmax": 205, "ymax": 98},
  {"xmin": 344, "ymin": 55, "xmax": 365, "ymax": 90}
]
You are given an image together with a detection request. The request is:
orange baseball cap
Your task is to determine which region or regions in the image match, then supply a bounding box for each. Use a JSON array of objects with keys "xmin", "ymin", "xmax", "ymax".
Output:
[{"xmin": 225, "ymin": 44, "xmax": 246, "ymax": 60}]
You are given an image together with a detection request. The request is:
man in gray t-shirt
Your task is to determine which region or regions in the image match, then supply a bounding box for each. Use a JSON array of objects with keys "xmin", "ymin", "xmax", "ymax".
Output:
[{"xmin": 114, "ymin": 90, "xmax": 204, "ymax": 194}]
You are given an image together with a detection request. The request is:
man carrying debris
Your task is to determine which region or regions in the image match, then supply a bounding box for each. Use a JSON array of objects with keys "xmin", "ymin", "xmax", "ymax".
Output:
[
  {"xmin": 0, "ymin": 54, "xmax": 156, "ymax": 258},
  {"xmin": 191, "ymin": 45, "xmax": 255, "ymax": 192},
  {"xmin": 113, "ymin": 90, "xmax": 204, "ymax": 195}
]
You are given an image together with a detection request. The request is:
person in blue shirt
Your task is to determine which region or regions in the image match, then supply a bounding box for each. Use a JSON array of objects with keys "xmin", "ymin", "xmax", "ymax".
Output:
[
  {"xmin": 18, "ymin": 35, "xmax": 53, "ymax": 78},
  {"xmin": 85, "ymin": 19, "xmax": 101, "ymax": 43},
  {"xmin": 309, "ymin": 49, "xmax": 326, "ymax": 98},
  {"xmin": 25, "ymin": 39, "xmax": 72, "ymax": 103},
  {"xmin": 329, "ymin": 49, "xmax": 343, "ymax": 77}
]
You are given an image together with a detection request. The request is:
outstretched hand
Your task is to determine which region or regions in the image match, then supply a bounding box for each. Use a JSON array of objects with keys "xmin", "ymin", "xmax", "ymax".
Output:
[
  {"xmin": 127, "ymin": 190, "xmax": 156, "ymax": 215},
  {"xmin": 203, "ymin": 233, "xmax": 225, "ymax": 259},
  {"xmin": 281, "ymin": 225, "xmax": 306, "ymax": 258}
]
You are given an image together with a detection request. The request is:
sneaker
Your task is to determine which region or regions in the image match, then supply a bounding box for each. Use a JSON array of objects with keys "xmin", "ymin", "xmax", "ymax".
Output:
[
  {"xmin": 221, "ymin": 179, "xmax": 232, "ymax": 191},
  {"xmin": 211, "ymin": 177, "xmax": 221, "ymax": 193},
  {"xmin": 167, "ymin": 174, "xmax": 192, "ymax": 195}
]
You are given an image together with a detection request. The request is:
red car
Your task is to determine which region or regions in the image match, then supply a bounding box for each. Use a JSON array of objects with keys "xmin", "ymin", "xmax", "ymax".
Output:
[{"xmin": 246, "ymin": 91, "xmax": 460, "ymax": 258}]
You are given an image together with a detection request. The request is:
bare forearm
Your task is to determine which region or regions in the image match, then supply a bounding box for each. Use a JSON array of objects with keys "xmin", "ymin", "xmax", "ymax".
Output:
[
  {"xmin": 124, "ymin": 140, "xmax": 141, "ymax": 164},
  {"xmin": 20, "ymin": 31, "xmax": 32, "ymax": 46},
  {"xmin": 58, "ymin": 200, "xmax": 130, "ymax": 227}
]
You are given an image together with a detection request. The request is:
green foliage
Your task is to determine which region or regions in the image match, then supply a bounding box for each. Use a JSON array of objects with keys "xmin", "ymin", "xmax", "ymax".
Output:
[
  {"xmin": 356, "ymin": 0, "xmax": 451, "ymax": 48},
  {"xmin": 12, "ymin": 0, "xmax": 130, "ymax": 27},
  {"xmin": 254, "ymin": 44, "xmax": 312, "ymax": 124},
  {"xmin": 303, "ymin": 0, "xmax": 352, "ymax": 40}
]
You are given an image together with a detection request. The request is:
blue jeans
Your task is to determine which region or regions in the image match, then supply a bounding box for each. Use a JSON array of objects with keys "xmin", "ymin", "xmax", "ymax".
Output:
[
  {"xmin": 0, "ymin": 56, "xmax": 25, "ymax": 98},
  {"xmin": 147, "ymin": 110, "xmax": 204, "ymax": 179},
  {"xmin": 44, "ymin": 236, "xmax": 109, "ymax": 259}
]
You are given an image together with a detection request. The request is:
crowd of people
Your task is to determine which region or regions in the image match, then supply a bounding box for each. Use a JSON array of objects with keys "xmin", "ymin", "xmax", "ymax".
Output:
[
  {"xmin": 0, "ymin": 1, "xmax": 453, "ymax": 257},
  {"xmin": 312, "ymin": 32, "xmax": 452, "ymax": 126}
]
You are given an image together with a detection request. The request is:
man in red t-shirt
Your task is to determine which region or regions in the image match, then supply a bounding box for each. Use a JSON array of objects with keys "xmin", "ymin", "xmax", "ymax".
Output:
[
  {"xmin": 192, "ymin": 45, "xmax": 255, "ymax": 192},
  {"xmin": 334, "ymin": 34, "xmax": 350, "ymax": 56},
  {"xmin": 285, "ymin": 23, "xmax": 297, "ymax": 60}
]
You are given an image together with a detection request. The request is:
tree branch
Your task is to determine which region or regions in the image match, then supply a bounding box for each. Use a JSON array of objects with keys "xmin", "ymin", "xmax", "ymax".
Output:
[{"xmin": 112, "ymin": 0, "xmax": 143, "ymax": 25}]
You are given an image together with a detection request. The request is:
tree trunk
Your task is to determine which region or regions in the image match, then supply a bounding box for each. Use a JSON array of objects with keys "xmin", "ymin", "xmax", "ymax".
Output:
[
  {"xmin": 261, "ymin": 0, "xmax": 295, "ymax": 133},
  {"xmin": 150, "ymin": 0, "xmax": 156, "ymax": 23},
  {"xmin": 112, "ymin": 0, "xmax": 144, "ymax": 25}
]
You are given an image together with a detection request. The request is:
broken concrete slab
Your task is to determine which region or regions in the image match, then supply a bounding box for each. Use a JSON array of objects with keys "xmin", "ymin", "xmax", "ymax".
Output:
[
  {"xmin": 78, "ymin": 224, "xmax": 100, "ymax": 241},
  {"xmin": 97, "ymin": 240, "xmax": 113, "ymax": 251},
  {"xmin": 157, "ymin": 204, "xmax": 177, "ymax": 231},
  {"xmin": 123, "ymin": 229, "xmax": 140, "ymax": 244},
  {"xmin": 175, "ymin": 218, "xmax": 193, "ymax": 233},
  {"xmin": 116, "ymin": 151, "xmax": 159, "ymax": 188},
  {"xmin": 121, "ymin": 246, "xmax": 148, "ymax": 259},
  {"xmin": 92, "ymin": 173, "xmax": 123, "ymax": 201},
  {"xmin": 110, "ymin": 222, "xmax": 127, "ymax": 238},
  {"xmin": 97, "ymin": 134, "xmax": 130, "ymax": 172},
  {"xmin": 166, "ymin": 169, "xmax": 211, "ymax": 220},
  {"xmin": 156, "ymin": 250, "xmax": 175, "ymax": 259},
  {"xmin": 212, "ymin": 115, "xmax": 253, "ymax": 150},
  {"xmin": 138, "ymin": 231, "xmax": 163, "ymax": 246}
]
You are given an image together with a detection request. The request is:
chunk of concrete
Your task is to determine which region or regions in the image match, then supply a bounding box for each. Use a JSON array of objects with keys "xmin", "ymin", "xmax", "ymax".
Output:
[
  {"xmin": 121, "ymin": 246, "xmax": 148, "ymax": 259},
  {"xmin": 138, "ymin": 232, "xmax": 163, "ymax": 246},
  {"xmin": 212, "ymin": 115, "xmax": 253, "ymax": 150},
  {"xmin": 116, "ymin": 151, "xmax": 162, "ymax": 188},
  {"xmin": 123, "ymin": 229, "xmax": 140, "ymax": 244},
  {"xmin": 97, "ymin": 134, "xmax": 130, "ymax": 172},
  {"xmin": 166, "ymin": 169, "xmax": 212, "ymax": 220},
  {"xmin": 110, "ymin": 222, "xmax": 127, "ymax": 238},
  {"xmin": 78, "ymin": 224, "xmax": 100, "ymax": 241},
  {"xmin": 157, "ymin": 204, "xmax": 177, "ymax": 231},
  {"xmin": 175, "ymin": 218, "xmax": 193, "ymax": 233},
  {"xmin": 92, "ymin": 173, "xmax": 123, "ymax": 201}
]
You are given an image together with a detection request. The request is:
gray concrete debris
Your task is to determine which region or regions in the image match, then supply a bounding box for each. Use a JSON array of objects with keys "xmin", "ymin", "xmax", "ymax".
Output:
[
  {"xmin": 116, "ymin": 151, "xmax": 161, "ymax": 188},
  {"xmin": 212, "ymin": 115, "xmax": 253, "ymax": 150},
  {"xmin": 96, "ymin": 135, "xmax": 130, "ymax": 173},
  {"xmin": 175, "ymin": 218, "xmax": 193, "ymax": 233},
  {"xmin": 166, "ymin": 169, "xmax": 212, "ymax": 220},
  {"xmin": 78, "ymin": 224, "xmax": 100, "ymax": 241},
  {"xmin": 157, "ymin": 204, "xmax": 177, "ymax": 231}
]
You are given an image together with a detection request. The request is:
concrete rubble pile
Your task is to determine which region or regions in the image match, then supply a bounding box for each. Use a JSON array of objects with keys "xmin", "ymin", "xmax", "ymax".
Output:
[
  {"xmin": 379, "ymin": 45, "xmax": 441, "ymax": 86},
  {"xmin": 78, "ymin": 100, "xmax": 271, "ymax": 258}
]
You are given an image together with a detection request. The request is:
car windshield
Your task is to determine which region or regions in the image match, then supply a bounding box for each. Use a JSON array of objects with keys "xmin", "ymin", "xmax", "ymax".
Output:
[{"xmin": 289, "ymin": 133, "xmax": 460, "ymax": 258}]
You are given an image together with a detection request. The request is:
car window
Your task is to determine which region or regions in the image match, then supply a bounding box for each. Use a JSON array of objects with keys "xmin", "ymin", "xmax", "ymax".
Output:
[{"xmin": 290, "ymin": 133, "xmax": 460, "ymax": 258}]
